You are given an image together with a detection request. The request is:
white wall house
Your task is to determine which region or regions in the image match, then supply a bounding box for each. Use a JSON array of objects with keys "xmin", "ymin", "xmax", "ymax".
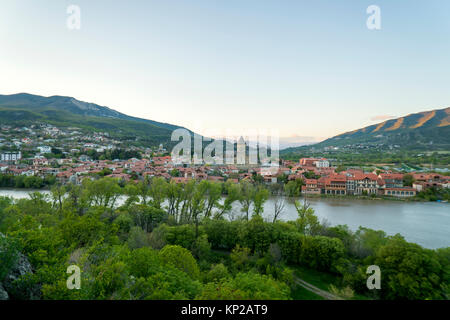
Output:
[
  {"xmin": 314, "ymin": 159, "xmax": 330, "ymax": 168},
  {"xmin": 37, "ymin": 146, "xmax": 52, "ymax": 153}
]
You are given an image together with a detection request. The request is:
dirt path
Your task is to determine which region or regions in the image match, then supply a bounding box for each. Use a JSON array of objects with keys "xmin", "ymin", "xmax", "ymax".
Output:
[{"xmin": 294, "ymin": 277, "xmax": 343, "ymax": 300}]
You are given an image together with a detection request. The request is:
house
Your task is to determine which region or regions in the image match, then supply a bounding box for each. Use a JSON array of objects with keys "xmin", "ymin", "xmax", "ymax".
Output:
[
  {"xmin": 321, "ymin": 174, "xmax": 347, "ymax": 195},
  {"xmin": 380, "ymin": 187, "xmax": 416, "ymax": 197},
  {"xmin": 37, "ymin": 146, "xmax": 52, "ymax": 154},
  {"xmin": 262, "ymin": 175, "xmax": 277, "ymax": 184},
  {"xmin": 301, "ymin": 179, "xmax": 321, "ymax": 195},
  {"xmin": 351, "ymin": 173, "xmax": 379, "ymax": 195},
  {"xmin": 79, "ymin": 155, "xmax": 92, "ymax": 162},
  {"xmin": 208, "ymin": 176, "xmax": 225, "ymax": 182},
  {"xmin": 412, "ymin": 173, "xmax": 443, "ymax": 183},
  {"xmin": 314, "ymin": 159, "xmax": 330, "ymax": 168},
  {"xmin": 379, "ymin": 173, "xmax": 404, "ymax": 188},
  {"xmin": 278, "ymin": 167, "xmax": 292, "ymax": 175},
  {"xmin": 413, "ymin": 181, "xmax": 441, "ymax": 192},
  {"xmin": 299, "ymin": 158, "xmax": 330, "ymax": 168},
  {"xmin": 171, "ymin": 177, "xmax": 191, "ymax": 184},
  {"xmin": 33, "ymin": 157, "xmax": 49, "ymax": 166},
  {"xmin": 109, "ymin": 173, "xmax": 131, "ymax": 182}
]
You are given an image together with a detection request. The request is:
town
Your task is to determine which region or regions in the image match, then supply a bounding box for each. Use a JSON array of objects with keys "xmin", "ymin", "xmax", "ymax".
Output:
[{"xmin": 0, "ymin": 123, "xmax": 448, "ymax": 199}]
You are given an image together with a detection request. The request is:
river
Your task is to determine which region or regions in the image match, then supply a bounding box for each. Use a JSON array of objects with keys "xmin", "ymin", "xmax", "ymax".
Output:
[{"xmin": 0, "ymin": 189, "xmax": 448, "ymax": 249}]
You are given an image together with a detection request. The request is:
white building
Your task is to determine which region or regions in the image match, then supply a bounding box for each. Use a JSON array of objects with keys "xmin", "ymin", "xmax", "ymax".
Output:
[
  {"xmin": 314, "ymin": 159, "xmax": 330, "ymax": 168},
  {"xmin": 37, "ymin": 146, "xmax": 52, "ymax": 153}
]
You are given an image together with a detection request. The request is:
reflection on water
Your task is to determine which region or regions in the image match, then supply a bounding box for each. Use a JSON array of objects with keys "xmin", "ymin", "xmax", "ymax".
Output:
[{"xmin": 1, "ymin": 189, "xmax": 448, "ymax": 249}]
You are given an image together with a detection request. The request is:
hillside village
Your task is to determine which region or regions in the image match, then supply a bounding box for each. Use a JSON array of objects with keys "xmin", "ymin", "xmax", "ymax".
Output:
[{"xmin": 0, "ymin": 123, "xmax": 448, "ymax": 199}]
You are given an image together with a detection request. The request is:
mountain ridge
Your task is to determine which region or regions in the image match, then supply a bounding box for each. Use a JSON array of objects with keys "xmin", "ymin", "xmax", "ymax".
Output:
[
  {"xmin": 0, "ymin": 93, "xmax": 192, "ymax": 148},
  {"xmin": 0, "ymin": 93, "xmax": 183, "ymax": 131},
  {"xmin": 282, "ymin": 106, "xmax": 450, "ymax": 153}
]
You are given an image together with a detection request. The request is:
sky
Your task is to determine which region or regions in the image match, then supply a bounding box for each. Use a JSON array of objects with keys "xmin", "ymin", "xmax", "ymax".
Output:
[{"xmin": 1, "ymin": 0, "xmax": 449, "ymax": 144}]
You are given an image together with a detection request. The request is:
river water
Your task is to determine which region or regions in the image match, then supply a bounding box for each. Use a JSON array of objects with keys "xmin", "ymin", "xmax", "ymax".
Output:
[{"xmin": 1, "ymin": 189, "xmax": 448, "ymax": 249}]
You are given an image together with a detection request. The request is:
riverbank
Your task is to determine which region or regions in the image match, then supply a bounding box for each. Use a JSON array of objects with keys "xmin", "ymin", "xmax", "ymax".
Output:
[
  {"xmin": 0, "ymin": 186, "xmax": 445, "ymax": 203},
  {"xmin": 1, "ymin": 188, "xmax": 448, "ymax": 249},
  {"xmin": 296, "ymin": 193, "xmax": 442, "ymax": 203}
]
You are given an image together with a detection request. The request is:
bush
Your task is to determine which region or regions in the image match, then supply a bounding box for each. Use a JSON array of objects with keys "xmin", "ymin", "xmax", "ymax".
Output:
[
  {"xmin": 239, "ymin": 215, "xmax": 278, "ymax": 254},
  {"xmin": 203, "ymin": 219, "xmax": 242, "ymax": 250},
  {"xmin": 148, "ymin": 224, "xmax": 168, "ymax": 249},
  {"xmin": 191, "ymin": 234, "xmax": 212, "ymax": 261},
  {"xmin": 230, "ymin": 245, "xmax": 252, "ymax": 271},
  {"xmin": 204, "ymin": 263, "xmax": 229, "ymax": 283},
  {"xmin": 0, "ymin": 236, "xmax": 20, "ymax": 281},
  {"xmin": 127, "ymin": 247, "xmax": 162, "ymax": 278},
  {"xmin": 373, "ymin": 237, "xmax": 444, "ymax": 299},
  {"xmin": 277, "ymin": 232, "xmax": 304, "ymax": 264},
  {"xmin": 300, "ymin": 236, "xmax": 345, "ymax": 273},
  {"xmin": 198, "ymin": 272, "xmax": 291, "ymax": 300},
  {"xmin": 159, "ymin": 245, "xmax": 200, "ymax": 279},
  {"xmin": 165, "ymin": 224, "xmax": 202, "ymax": 249},
  {"xmin": 127, "ymin": 226, "xmax": 149, "ymax": 250}
]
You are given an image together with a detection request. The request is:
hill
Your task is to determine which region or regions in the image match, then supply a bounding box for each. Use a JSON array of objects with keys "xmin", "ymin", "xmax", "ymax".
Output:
[
  {"xmin": 282, "ymin": 107, "xmax": 450, "ymax": 154},
  {"xmin": 0, "ymin": 93, "xmax": 191, "ymax": 148}
]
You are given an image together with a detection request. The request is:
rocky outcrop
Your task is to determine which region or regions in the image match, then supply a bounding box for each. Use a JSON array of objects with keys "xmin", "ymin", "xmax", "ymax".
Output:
[
  {"xmin": 0, "ymin": 233, "xmax": 36, "ymax": 300},
  {"xmin": 0, "ymin": 283, "xmax": 8, "ymax": 300}
]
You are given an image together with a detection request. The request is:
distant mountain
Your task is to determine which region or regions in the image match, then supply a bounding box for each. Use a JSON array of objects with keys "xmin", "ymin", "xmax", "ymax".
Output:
[
  {"xmin": 282, "ymin": 107, "xmax": 450, "ymax": 153},
  {"xmin": 0, "ymin": 93, "xmax": 192, "ymax": 147}
]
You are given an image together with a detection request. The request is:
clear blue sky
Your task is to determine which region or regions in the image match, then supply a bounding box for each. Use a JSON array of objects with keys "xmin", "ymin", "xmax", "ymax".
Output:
[{"xmin": 1, "ymin": 0, "xmax": 449, "ymax": 142}]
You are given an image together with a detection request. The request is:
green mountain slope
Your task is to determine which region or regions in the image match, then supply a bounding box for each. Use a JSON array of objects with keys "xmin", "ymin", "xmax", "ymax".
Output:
[
  {"xmin": 0, "ymin": 93, "xmax": 191, "ymax": 148},
  {"xmin": 282, "ymin": 107, "xmax": 450, "ymax": 153}
]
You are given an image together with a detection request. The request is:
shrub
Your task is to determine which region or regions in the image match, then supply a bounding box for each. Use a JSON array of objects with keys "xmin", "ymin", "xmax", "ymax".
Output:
[
  {"xmin": 159, "ymin": 245, "xmax": 200, "ymax": 279},
  {"xmin": 198, "ymin": 272, "xmax": 291, "ymax": 300},
  {"xmin": 300, "ymin": 236, "xmax": 345, "ymax": 273},
  {"xmin": 204, "ymin": 263, "xmax": 229, "ymax": 283},
  {"xmin": 127, "ymin": 226, "xmax": 149, "ymax": 250}
]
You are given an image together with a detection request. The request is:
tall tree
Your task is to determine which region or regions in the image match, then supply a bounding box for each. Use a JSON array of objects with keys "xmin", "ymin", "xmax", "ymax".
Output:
[
  {"xmin": 253, "ymin": 187, "xmax": 269, "ymax": 216},
  {"xmin": 239, "ymin": 181, "xmax": 255, "ymax": 220},
  {"xmin": 272, "ymin": 191, "xmax": 285, "ymax": 223}
]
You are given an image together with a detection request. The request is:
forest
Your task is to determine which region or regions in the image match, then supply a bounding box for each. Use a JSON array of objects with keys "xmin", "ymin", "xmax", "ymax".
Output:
[{"xmin": 0, "ymin": 177, "xmax": 448, "ymax": 300}]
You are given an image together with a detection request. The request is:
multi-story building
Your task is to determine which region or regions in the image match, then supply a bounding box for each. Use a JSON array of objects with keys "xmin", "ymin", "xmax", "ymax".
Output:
[
  {"xmin": 301, "ymin": 179, "xmax": 321, "ymax": 194},
  {"xmin": 352, "ymin": 173, "xmax": 379, "ymax": 195},
  {"xmin": 378, "ymin": 173, "xmax": 404, "ymax": 188},
  {"xmin": 321, "ymin": 174, "xmax": 347, "ymax": 195},
  {"xmin": 314, "ymin": 159, "xmax": 330, "ymax": 168},
  {"xmin": 299, "ymin": 157, "xmax": 328, "ymax": 167},
  {"xmin": 379, "ymin": 187, "xmax": 416, "ymax": 197}
]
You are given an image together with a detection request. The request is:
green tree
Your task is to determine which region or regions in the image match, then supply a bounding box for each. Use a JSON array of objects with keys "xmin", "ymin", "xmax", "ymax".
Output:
[
  {"xmin": 373, "ymin": 237, "xmax": 444, "ymax": 300},
  {"xmin": 252, "ymin": 187, "xmax": 269, "ymax": 216},
  {"xmin": 403, "ymin": 174, "xmax": 415, "ymax": 187},
  {"xmin": 239, "ymin": 181, "xmax": 255, "ymax": 220},
  {"xmin": 198, "ymin": 272, "xmax": 290, "ymax": 300},
  {"xmin": 159, "ymin": 245, "xmax": 200, "ymax": 279},
  {"xmin": 217, "ymin": 181, "xmax": 240, "ymax": 219},
  {"xmin": 294, "ymin": 200, "xmax": 321, "ymax": 235}
]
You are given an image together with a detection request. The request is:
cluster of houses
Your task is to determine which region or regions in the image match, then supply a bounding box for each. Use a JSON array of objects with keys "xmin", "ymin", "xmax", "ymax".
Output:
[
  {"xmin": 282, "ymin": 158, "xmax": 449, "ymax": 198},
  {"xmin": 0, "ymin": 123, "xmax": 144, "ymax": 158},
  {"xmin": 0, "ymin": 150, "xmax": 448, "ymax": 199}
]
